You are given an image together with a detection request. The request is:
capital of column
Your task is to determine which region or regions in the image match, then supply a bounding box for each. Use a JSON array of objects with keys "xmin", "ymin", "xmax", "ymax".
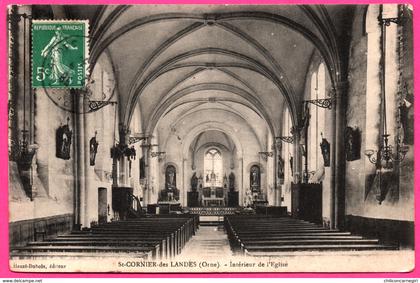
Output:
[
  {"xmin": 118, "ymin": 123, "xmax": 131, "ymax": 145},
  {"xmin": 332, "ymin": 80, "xmax": 349, "ymax": 98},
  {"xmin": 290, "ymin": 126, "xmax": 302, "ymax": 139}
]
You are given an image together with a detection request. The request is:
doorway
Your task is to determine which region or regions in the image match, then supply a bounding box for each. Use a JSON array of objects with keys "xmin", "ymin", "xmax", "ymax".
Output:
[{"xmin": 98, "ymin": 187, "xmax": 107, "ymax": 224}]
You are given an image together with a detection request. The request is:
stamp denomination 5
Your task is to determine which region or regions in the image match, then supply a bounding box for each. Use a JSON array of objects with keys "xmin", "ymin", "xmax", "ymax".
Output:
[{"xmin": 32, "ymin": 20, "xmax": 88, "ymax": 89}]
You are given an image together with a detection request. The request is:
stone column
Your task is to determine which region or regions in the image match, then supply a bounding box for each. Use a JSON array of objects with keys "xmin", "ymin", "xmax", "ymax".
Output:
[
  {"xmin": 144, "ymin": 140, "xmax": 151, "ymax": 206},
  {"xmin": 239, "ymin": 157, "xmax": 244, "ymax": 206},
  {"xmin": 334, "ymin": 81, "xmax": 348, "ymax": 229},
  {"xmin": 272, "ymin": 141, "xmax": 280, "ymax": 206},
  {"xmin": 291, "ymin": 127, "xmax": 302, "ymax": 184},
  {"xmin": 182, "ymin": 158, "xmax": 187, "ymax": 206},
  {"xmin": 76, "ymin": 94, "xmax": 87, "ymax": 228},
  {"xmin": 118, "ymin": 125, "xmax": 130, "ymax": 187},
  {"xmin": 84, "ymin": 107, "xmax": 94, "ymax": 226}
]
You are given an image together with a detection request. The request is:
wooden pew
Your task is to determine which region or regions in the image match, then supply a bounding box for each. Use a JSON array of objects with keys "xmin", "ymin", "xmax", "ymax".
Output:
[
  {"xmin": 10, "ymin": 214, "xmax": 198, "ymax": 260},
  {"xmin": 224, "ymin": 215, "xmax": 396, "ymax": 255}
]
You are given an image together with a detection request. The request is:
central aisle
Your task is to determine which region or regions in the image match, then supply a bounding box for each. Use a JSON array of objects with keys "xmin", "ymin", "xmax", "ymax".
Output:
[{"xmin": 177, "ymin": 225, "xmax": 233, "ymax": 259}]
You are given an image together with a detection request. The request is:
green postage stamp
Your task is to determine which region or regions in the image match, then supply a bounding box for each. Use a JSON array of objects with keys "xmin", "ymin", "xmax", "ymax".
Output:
[{"xmin": 32, "ymin": 20, "xmax": 89, "ymax": 88}]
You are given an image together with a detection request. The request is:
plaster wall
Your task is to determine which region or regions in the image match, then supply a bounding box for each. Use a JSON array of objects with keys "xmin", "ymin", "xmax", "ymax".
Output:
[{"xmin": 345, "ymin": 5, "xmax": 414, "ymax": 221}]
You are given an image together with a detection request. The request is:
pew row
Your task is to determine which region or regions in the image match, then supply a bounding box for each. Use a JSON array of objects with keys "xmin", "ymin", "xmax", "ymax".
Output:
[
  {"xmin": 224, "ymin": 215, "xmax": 396, "ymax": 256},
  {"xmin": 10, "ymin": 214, "xmax": 199, "ymax": 260}
]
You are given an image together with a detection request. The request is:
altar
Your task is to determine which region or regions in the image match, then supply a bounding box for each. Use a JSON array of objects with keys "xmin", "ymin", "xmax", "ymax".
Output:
[
  {"xmin": 188, "ymin": 170, "xmax": 238, "ymax": 207},
  {"xmin": 201, "ymin": 186, "xmax": 226, "ymax": 207}
]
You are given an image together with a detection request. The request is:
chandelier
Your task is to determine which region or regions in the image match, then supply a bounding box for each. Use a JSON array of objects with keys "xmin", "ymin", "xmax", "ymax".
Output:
[
  {"xmin": 364, "ymin": 134, "xmax": 408, "ymax": 168},
  {"xmin": 364, "ymin": 5, "xmax": 408, "ymax": 168}
]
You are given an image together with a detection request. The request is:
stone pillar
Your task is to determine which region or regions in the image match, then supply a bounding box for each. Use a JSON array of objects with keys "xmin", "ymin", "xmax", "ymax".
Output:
[
  {"xmin": 291, "ymin": 127, "xmax": 302, "ymax": 184},
  {"xmin": 334, "ymin": 81, "xmax": 348, "ymax": 229},
  {"xmin": 76, "ymin": 95, "xmax": 87, "ymax": 228},
  {"xmin": 118, "ymin": 125, "xmax": 130, "ymax": 187},
  {"xmin": 273, "ymin": 140, "xmax": 281, "ymax": 206},
  {"xmin": 144, "ymin": 140, "xmax": 152, "ymax": 206},
  {"xmin": 182, "ymin": 158, "xmax": 187, "ymax": 206},
  {"xmin": 239, "ymin": 157, "xmax": 244, "ymax": 206},
  {"xmin": 84, "ymin": 101, "xmax": 99, "ymax": 227}
]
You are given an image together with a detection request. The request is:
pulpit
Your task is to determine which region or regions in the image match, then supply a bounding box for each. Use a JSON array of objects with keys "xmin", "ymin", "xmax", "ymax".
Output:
[
  {"xmin": 291, "ymin": 182, "xmax": 322, "ymax": 224},
  {"xmin": 112, "ymin": 186, "xmax": 134, "ymax": 220}
]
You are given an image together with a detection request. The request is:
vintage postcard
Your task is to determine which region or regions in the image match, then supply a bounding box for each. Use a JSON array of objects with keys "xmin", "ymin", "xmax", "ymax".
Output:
[{"xmin": 7, "ymin": 4, "xmax": 414, "ymax": 273}]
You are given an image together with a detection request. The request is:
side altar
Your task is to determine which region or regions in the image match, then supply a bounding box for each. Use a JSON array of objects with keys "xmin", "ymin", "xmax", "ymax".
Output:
[{"xmin": 157, "ymin": 165, "xmax": 181, "ymax": 214}]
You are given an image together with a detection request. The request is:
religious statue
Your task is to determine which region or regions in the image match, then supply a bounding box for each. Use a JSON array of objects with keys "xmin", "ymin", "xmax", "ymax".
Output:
[
  {"xmin": 56, "ymin": 119, "xmax": 72, "ymax": 160},
  {"xmin": 399, "ymin": 95, "xmax": 414, "ymax": 145},
  {"xmin": 89, "ymin": 132, "xmax": 99, "ymax": 166},
  {"xmin": 244, "ymin": 189, "xmax": 253, "ymax": 207},
  {"xmin": 198, "ymin": 174, "xmax": 203, "ymax": 189},
  {"xmin": 320, "ymin": 134, "xmax": 330, "ymax": 167},
  {"xmin": 223, "ymin": 174, "xmax": 228, "ymax": 189},
  {"xmin": 229, "ymin": 172, "xmax": 235, "ymax": 192},
  {"xmin": 278, "ymin": 155, "xmax": 284, "ymax": 184},
  {"xmin": 345, "ymin": 127, "xmax": 361, "ymax": 161},
  {"xmin": 289, "ymin": 156, "xmax": 294, "ymax": 177},
  {"xmin": 168, "ymin": 171, "xmax": 175, "ymax": 187},
  {"xmin": 160, "ymin": 165, "xmax": 179, "ymax": 202},
  {"xmin": 165, "ymin": 165, "xmax": 177, "ymax": 190},
  {"xmin": 191, "ymin": 172, "xmax": 198, "ymax": 192},
  {"xmin": 250, "ymin": 165, "xmax": 260, "ymax": 192}
]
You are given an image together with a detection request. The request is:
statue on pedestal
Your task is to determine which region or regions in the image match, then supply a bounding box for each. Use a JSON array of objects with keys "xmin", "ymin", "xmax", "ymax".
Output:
[
  {"xmin": 250, "ymin": 165, "xmax": 260, "ymax": 192},
  {"xmin": 320, "ymin": 134, "xmax": 330, "ymax": 167},
  {"xmin": 229, "ymin": 172, "xmax": 235, "ymax": 192},
  {"xmin": 191, "ymin": 172, "xmax": 198, "ymax": 192},
  {"xmin": 159, "ymin": 165, "xmax": 179, "ymax": 202}
]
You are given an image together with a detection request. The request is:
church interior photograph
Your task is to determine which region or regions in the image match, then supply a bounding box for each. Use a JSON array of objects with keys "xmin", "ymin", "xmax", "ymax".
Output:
[{"xmin": 7, "ymin": 4, "xmax": 414, "ymax": 272}]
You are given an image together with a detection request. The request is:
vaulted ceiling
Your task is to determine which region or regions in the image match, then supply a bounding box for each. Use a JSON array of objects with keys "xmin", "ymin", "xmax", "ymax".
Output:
[{"xmin": 38, "ymin": 4, "xmax": 357, "ymax": 143}]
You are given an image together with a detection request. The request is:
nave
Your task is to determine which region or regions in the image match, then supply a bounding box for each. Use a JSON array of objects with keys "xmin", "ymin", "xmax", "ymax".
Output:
[
  {"xmin": 11, "ymin": 214, "xmax": 396, "ymax": 261},
  {"xmin": 8, "ymin": 4, "xmax": 414, "ymax": 272}
]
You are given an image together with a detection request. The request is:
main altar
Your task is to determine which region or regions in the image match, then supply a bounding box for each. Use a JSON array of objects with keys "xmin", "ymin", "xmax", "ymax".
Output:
[{"xmin": 187, "ymin": 171, "xmax": 238, "ymax": 207}]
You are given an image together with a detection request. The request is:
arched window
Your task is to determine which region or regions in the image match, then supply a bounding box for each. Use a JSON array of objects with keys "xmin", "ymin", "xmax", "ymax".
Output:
[
  {"xmin": 204, "ymin": 148, "xmax": 223, "ymax": 186},
  {"xmin": 308, "ymin": 63, "xmax": 326, "ymax": 173}
]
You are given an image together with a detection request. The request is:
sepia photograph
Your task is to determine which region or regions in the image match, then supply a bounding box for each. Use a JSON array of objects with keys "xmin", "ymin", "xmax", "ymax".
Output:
[{"xmin": 7, "ymin": 4, "xmax": 415, "ymax": 273}]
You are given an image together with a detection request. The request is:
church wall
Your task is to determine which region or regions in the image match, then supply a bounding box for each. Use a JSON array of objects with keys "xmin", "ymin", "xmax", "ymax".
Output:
[
  {"xmin": 8, "ymin": 32, "xmax": 122, "ymax": 228},
  {"xmin": 8, "ymin": 5, "xmax": 76, "ymax": 223},
  {"xmin": 82, "ymin": 53, "xmax": 121, "ymax": 226},
  {"xmin": 9, "ymin": 88, "xmax": 76, "ymax": 223},
  {"xmin": 344, "ymin": 6, "xmax": 414, "ymax": 225},
  {"xmin": 301, "ymin": 52, "xmax": 333, "ymax": 225},
  {"xmin": 128, "ymin": 103, "xmax": 144, "ymax": 200}
]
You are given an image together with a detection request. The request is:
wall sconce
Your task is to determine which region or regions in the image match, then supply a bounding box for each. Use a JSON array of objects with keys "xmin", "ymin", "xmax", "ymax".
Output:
[
  {"xmin": 365, "ymin": 135, "xmax": 409, "ymax": 168},
  {"xmin": 151, "ymin": 151, "xmax": 166, "ymax": 161},
  {"xmin": 258, "ymin": 151, "xmax": 273, "ymax": 161},
  {"xmin": 128, "ymin": 134, "xmax": 149, "ymax": 145},
  {"xmin": 276, "ymin": 136, "xmax": 294, "ymax": 144}
]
